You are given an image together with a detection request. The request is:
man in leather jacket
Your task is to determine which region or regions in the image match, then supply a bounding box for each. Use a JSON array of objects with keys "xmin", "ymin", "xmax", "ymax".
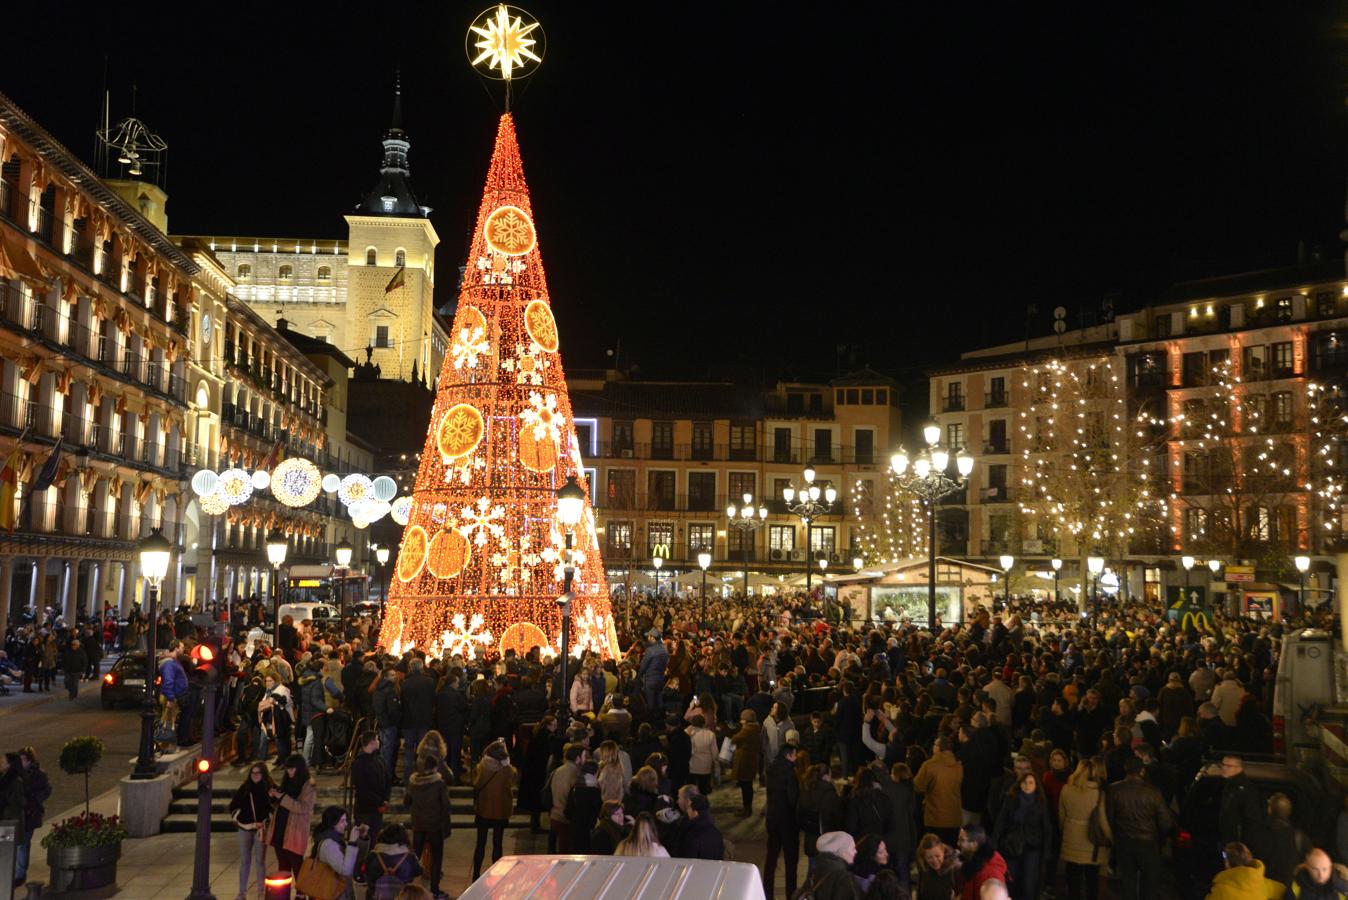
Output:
[{"xmin": 1106, "ymin": 756, "xmax": 1174, "ymax": 900}]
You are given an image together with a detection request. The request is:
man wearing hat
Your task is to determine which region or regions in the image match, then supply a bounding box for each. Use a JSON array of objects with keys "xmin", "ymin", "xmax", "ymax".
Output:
[{"xmin": 638, "ymin": 629, "xmax": 669, "ymax": 713}]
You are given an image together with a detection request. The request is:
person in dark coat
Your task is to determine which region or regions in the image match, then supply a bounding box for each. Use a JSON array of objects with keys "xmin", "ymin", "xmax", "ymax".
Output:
[
  {"xmin": 845, "ymin": 766, "xmax": 894, "ymax": 845},
  {"xmin": 992, "ymin": 771, "xmax": 1054, "ymax": 900},
  {"xmin": 664, "ymin": 713, "xmax": 692, "ymax": 789},
  {"xmin": 564, "ymin": 762, "xmax": 604, "ymax": 853},
  {"xmin": 1248, "ymin": 792, "xmax": 1310, "ymax": 889},
  {"xmin": 799, "ymin": 764, "xmax": 844, "ymax": 871},
  {"xmin": 835, "ymin": 682, "xmax": 864, "ymax": 776},
  {"xmin": 403, "ymin": 755, "xmax": 452, "ymax": 898},
  {"xmin": 398, "ymin": 659, "xmax": 435, "ymax": 781},
  {"xmin": 15, "ymin": 746, "xmax": 50, "ymax": 887},
  {"xmin": 675, "ymin": 792, "xmax": 725, "ymax": 860},
  {"xmin": 372, "ymin": 669, "xmax": 402, "ymax": 782},
  {"xmin": 61, "ymin": 638, "xmax": 87, "ymax": 700},
  {"xmin": 957, "ymin": 717, "xmax": 999, "ymax": 823},
  {"xmin": 590, "ymin": 800, "xmax": 631, "ymax": 855},
  {"xmin": 520, "ymin": 716, "xmax": 557, "ymax": 833},
  {"xmin": 434, "ymin": 670, "xmax": 468, "ymax": 782},
  {"xmin": 765, "ymin": 743, "xmax": 802, "ymax": 900},
  {"xmin": 879, "ymin": 762, "xmax": 919, "ymax": 893},
  {"xmin": 351, "ymin": 731, "xmax": 390, "ymax": 830},
  {"xmin": 1217, "ymin": 754, "xmax": 1266, "ymax": 846},
  {"xmin": 0, "ymin": 755, "xmax": 27, "ymax": 886}
]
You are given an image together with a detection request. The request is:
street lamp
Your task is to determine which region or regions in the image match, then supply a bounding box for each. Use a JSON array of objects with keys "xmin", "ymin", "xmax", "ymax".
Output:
[
  {"xmin": 1207, "ymin": 558, "xmax": 1221, "ymax": 578},
  {"xmin": 726, "ymin": 493, "xmax": 768, "ymax": 598},
  {"xmin": 1050, "ymin": 558, "xmax": 1062, "ymax": 603},
  {"xmin": 374, "ymin": 544, "xmax": 390, "ymax": 622},
  {"xmin": 1087, "ymin": 554, "xmax": 1105, "ymax": 617},
  {"xmin": 999, "ymin": 554, "xmax": 1014, "ymax": 608},
  {"xmin": 697, "ymin": 551, "xmax": 712, "ymax": 632},
  {"xmin": 333, "ymin": 537, "xmax": 353, "ymax": 617},
  {"xmin": 1181, "ymin": 555, "xmax": 1195, "ymax": 597},
  {"xmin": 890, "ymin": 426, "xmax": 974, "ymax": 628},
  {"xmin": 783, "ymin": 468, "xmax": 838, "ymax": 600},
  {"xmin": 266, "ymin": 528, "xmax": 288, "ymax": 650},
  {"xmin": 652, "ymin": 553, "xmax": 664, "ymax": 597},
  {"xmin": 1295, "ymin": 555, "xmax": 1311, "ymax": 613},
  {"xmin": 132, "ymin": 528, "xmax": 172, "ymax": 779},
  {"xmin": 555, "ymin": 476, "xmax": 585, "ymax": 720}
]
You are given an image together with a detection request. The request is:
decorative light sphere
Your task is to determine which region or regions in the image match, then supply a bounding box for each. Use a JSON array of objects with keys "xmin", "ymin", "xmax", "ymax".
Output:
[
  {"xmin": 351, "ymin": 498, "xmax": 391, "ymax": 523},
  {"xmin": 372, "ymin": 476, "xmax": 397, "ymax": 502},
  {"xmin": 251, "ymin": 470, "xmax": 271, "ymax": 491},
  {"xmin": 338, "ymin": 474, "xmax": 375, "ymax": 507},
  {"xmin": 198, "ymin": 489, "xmax": 229, "ymax": 516},
  {"xmin": 218, "ymin": 468, "xmax": 254, "ymax": 506},
  {"xmin": 272, "ymin": 458, "xmax": 323, "ymax": 508},
  {"xmin": 391, "ymin": 496, "xmax": 414, "ymax": 526},
  {"xmin": 191, "ymin": 469, "xmax": 219, "ymax": 497},
  {"xmin": 351, "ymin": 516, "xmax": 370, "ymax": 530},
  {"xmin": 322, "ymin": 473, "xmax": 342, "ymax": 493}
]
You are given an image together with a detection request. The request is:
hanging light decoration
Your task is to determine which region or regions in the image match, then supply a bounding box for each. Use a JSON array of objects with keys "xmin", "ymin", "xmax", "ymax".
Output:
[
  {"xmin": 191, "ymin": 469, "xmax": 219, "ymax": 497},
  {"xmin": 391, "ymin": 495, "xmax": 414, "ymax": 526},
  {"xmin": 271, "ymin": 458, "xmax": 323, "ymax": 508},
  {"xmin": 350, "ymin": 498, "xmax": 391, "ymax": 523},
  {"xmin": 199, "ymin": 489, "xmax": 229, "ymax": 516},
  {"xmin": 251, "ymin": 470, "xmax": 271, "ymax": 491},
  {"xmin": 322, "ymin": 473, "xmax": 342, "ymax": 493},
  {"xmin": 372, "ymin": 476, "xmax": 398, "ymax": 502},
  {"xmin": 338, "ymin": 474, "xmax": 375, "ymax": 507},
  {"xmin": 218, "ymin": 468, "xmax": 254, "ymax": 506}
]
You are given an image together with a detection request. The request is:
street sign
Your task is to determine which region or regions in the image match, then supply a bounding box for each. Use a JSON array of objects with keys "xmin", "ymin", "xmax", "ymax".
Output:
[{"xmin": 1225, "ymin": 565, "xmax": 1255, "ymax": 583}]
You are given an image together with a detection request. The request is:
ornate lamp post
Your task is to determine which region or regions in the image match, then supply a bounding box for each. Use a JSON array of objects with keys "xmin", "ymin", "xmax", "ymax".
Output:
[
  {"xmin": 783, "ymin": 467, "xmax": 837, "ymax": 597},
  {"xmin": 999, "ymin": 554, "xmax": 1014, "ymax": 608},
  {"xmin": 132, "ymin": 528, "xmax": 172, "ymax": 779},
  {"xmin": 697, "ymin": 551, "xmax": 712, "ymax": 632},
  {"xmin": 890, "ymin": 424, "xmax": 974, "ymax": 628},
  {"xmin": 725, "ymin": 493, "xmax": 767, "ymax": 597},
  {"xmin": 1087, "ymin": 554, "xmax": 1105, "ymax": 617},
  {"xmin": 1050, "ymin": 558, "xmax": 1062, "ymax": 603},
  {"xmin": 333, "ymin": 537, "xmax": 353, "ymax": 617},
  {"xmin": 374, "ymin": 544, "xmax": 390, "ymax": 622},
  {"xmin": 1295, "ymin": 555, "xmax": 1310, "ymax": 613},
  {"xmin": 266, "ymin": 529, "xmax": 288, "ymax": 649},
  {"xmin": 555, "ymin": 476, "xmax": 585, "ymax": 722}
]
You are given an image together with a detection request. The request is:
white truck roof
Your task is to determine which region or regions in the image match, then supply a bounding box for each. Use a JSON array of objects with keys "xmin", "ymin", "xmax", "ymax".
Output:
[{"xmin": 458, "ymin": 856, "xmax": 767, "ymax": 900}]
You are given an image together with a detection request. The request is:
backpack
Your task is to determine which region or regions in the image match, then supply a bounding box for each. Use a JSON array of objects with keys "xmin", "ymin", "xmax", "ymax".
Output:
[{"xmin": 367, "ymin": 851, "xmax": 410, "ymax": 900}]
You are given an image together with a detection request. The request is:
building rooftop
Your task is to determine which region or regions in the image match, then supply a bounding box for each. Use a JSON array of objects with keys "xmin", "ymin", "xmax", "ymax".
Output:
[{"xmin": 1158, "ymin": 257, "xmax": 1346, "ymax": 304}]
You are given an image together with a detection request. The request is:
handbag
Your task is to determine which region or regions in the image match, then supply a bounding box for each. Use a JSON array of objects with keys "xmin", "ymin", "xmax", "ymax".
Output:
[
  {"xmin": 1087, "ymin": 788, "xmax": 1112, "ymax": 851},
  {"xmin": 717, "ymin": 737, "xmax": 736, "ymax": 767},
  {"xmin": 296, "ymin": 843, "xmax": 345, "ymax": 900}
]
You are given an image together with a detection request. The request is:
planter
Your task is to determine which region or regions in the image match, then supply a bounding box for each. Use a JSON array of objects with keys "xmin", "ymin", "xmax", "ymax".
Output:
[{"xmin": 46, "ymin": 842, "xmax": 121, "ymax": 892}]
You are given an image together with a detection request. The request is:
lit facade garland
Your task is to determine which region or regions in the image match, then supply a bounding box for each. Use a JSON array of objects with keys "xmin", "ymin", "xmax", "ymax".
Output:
[{"xmin": 379, "ymin": 114, "xmax": 614, "ymax": 658}]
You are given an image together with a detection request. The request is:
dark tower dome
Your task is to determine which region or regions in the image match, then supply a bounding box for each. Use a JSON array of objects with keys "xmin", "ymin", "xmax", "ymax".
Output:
[{"xmin": 356, "ymin": 71, "xmax": 428, "ymax": 218}]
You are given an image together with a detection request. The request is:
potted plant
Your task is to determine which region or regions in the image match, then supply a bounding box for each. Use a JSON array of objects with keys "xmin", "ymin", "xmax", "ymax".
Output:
[{"xmin": 42, "ymin": 737, "xmax": 125, "ymax": 892}]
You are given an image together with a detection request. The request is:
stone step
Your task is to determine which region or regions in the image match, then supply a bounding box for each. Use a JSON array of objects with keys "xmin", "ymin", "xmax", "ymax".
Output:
[{"xmin": 161, "ymin": 809, "xmax": 537, "ymax": 833}]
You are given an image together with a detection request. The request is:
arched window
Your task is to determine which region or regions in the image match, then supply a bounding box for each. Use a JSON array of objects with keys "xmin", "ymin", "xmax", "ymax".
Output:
[
  {"xmin": 317, "ymin": 265, "xmax": 332, "ymax": 281},
  {"xmin": 236, "ymin": 264, "xmax": 251, "ymax": 279},
  {"xmin": 366, "ymin": 248, "xmax": 377, "ymax": 266},
  {"xmin": 395, "ymin": 249, "xmax": 406, "ymax": 267},
  {"xmin": 278, "ymin": 265, "xmax": 293, "ymax": 281}
]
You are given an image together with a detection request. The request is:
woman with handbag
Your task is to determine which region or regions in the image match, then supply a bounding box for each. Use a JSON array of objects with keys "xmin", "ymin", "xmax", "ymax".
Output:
[
  {"xmin": 299, "ymin": 806, "xmax": 365, "ymax": 900},
  {"xmin": 229, "ymin": 763, "xmax": 274, "ymax": 900},
  {"xmin": 472, "ymin": 739, "xmax": 516, "ymax": 881},
  {"xmin": 265, "ymin": 754, "xmax": 318, "ymax": 876},
  {"xmin": 730, "ymin": 709, "xmax": 762, "ymax": 817},
  {"xmin": 1058, "ymin": 757, "xmax": 1109, "ymax": 900}
]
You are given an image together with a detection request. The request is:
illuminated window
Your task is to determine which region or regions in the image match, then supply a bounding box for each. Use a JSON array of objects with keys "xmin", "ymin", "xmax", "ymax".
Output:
[
  {"xmin": 607, "ymin": 521, "xmax": 632, "ymax": 554},
  {"xmin": 769, "ymin": 525, "xmax": 795, "ymax": 551},
  {"xmin": 374, "ymin": 325, "xmax": 391, "ymax": 348},
  {"xmin": 278, "ymin": 265, "xmax": 293, "ymax": 281},
  {"xmin": 688, "ymin": 524, "xmax": 714, "ymax": 553},
  {"xmin": 395, "ymin": 249, "xmax": 406, "ymax": 267},
  {"xmin": 317, "ymin": 266, "xmax": 331, "ymax": 281},
  {"xmin": 366, "ymin": 248, "xmax": 377, "ymax": 266},
  {"xmin": 810, "ymin": 527, "xmax": 836, "ymax": 556},
  {"xmin": 236, "ymin": 264, "xmax": 251, "ymax": 279}
]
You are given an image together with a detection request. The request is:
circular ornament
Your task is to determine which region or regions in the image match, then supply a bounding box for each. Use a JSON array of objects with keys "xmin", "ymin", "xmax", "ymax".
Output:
[
  {"xmin": 426, "ymin": 529, "xmax": 472, "ymax": 579},
  {"xmin": 338, "ymin": 474, "xmax": 375, "ymax": 507},
  {"xmin": 199, "ymin": 490, "xmax": 229, "ymax": 516},
  {"xmin": 219, "ymin": 468, "xmax": 253, "ymax": 506},
  {"xmin": 391, "ymin": 496, "xmax": 414, "ymax": 526},
  {"xmin": 271, "ymin": 458, "xmax": 323, "ymax": 508},
  {"xmin": 436, "ymin": 403, "xmax": 485, "ymax": 461},
  {"xmin": 251, "ymin": 470, "xmax": 271, "ymax": 491},
  {"xmin": 498, "ymin": 622, "xmax": 551, "ymax": 659},
  {"xmin": 372, "ymin": 476, "xmax": 397, "ymax": 502},
  {"xmin": 191, "ymin": 469, "xmax": 219, "ymax": 497},
  {"xmin": 461, "ymin": 305, "xmax": 487, "ymax": 335},
  {"xmin": 484, "ymin": 205, "xmax": 536, "ymax": 256},
  {"xmin": 519, "ymin": 428, "xmax": 558, "ymax": 473},
  {"xmin": 397, "ymin": 525, "xmax": 429, "ymax": 582},
  {"xmin": 524, "ymin": 300, "xmax": 558, "ymax": 352},
  {"xmin": 351, "ymin": 498, "xmax": 391, "ymax": 523},
  {"xmin": 322, "ymin": 473, "xmax": 341, "ymax": 493}
]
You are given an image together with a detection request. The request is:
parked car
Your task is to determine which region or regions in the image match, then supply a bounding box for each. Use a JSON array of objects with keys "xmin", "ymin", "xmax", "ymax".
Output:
[
  {"xmin": 101, "ymin": 653, "xmax": 150, "ymax": 710},
  {"xmin": 1175, "ymin": 757, "xmax": 1337, "ymax": 899}
]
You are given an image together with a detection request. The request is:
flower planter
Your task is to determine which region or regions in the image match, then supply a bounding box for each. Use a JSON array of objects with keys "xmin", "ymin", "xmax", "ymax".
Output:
[{"xmin": 46, "ymin": 842, "xmax": 121, "ymax": 892}]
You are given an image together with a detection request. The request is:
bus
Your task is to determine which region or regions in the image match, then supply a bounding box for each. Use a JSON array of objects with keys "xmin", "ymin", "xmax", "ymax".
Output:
[{"xmin": 286, "ymin": 564, "xmax": 370, "ymax": 615}]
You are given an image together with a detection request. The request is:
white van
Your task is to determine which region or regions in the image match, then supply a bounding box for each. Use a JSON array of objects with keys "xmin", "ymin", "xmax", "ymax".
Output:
[
  {"xmin": 1272, "ymin": 628, "xmax": 1348, "ymax": 764},
  {"xmin": 277, "ymin": 602, "xmax": 337, "ymax": 626},
  {"xmin": 457, "ymin": 856, "xmax": 766, "ymax": 900}
]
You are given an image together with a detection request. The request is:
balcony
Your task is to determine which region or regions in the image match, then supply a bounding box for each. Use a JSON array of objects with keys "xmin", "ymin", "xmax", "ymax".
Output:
[
  {"xmin": 984, "ymin": 392, "xmax": 1008, "ymax": 409},
  {"xmin": 980, "ymin": 539, "xmax": 1014, "ymax": 556},
  {"xmin": 943, "ymin": 395, "xmax": 965, "ymax": 412},
  {"xmin": 982, "ymin": 440, "xmax": 1009, "ymax": 455},
  {"xmin": 979, "ymin": 485, "xmax": 1010, "ymax": 502}
]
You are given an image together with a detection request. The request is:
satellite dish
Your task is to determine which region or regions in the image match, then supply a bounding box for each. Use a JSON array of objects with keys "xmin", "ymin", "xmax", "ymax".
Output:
[
  {"xmin": 1053, "ymin": 320, "xmax": 1066, "ymax": 335},
  {"xmin": 1053, "ymin": 307, "xmax": 1067, "ymax": 320}
]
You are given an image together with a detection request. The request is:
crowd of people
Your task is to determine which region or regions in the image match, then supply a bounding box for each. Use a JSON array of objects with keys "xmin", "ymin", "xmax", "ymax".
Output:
[{"xmin": 54, "ymin": 583, "xmax": 1348, "ymax": 900}]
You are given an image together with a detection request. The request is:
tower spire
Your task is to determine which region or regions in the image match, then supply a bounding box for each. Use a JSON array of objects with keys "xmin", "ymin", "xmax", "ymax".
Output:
[{"xmin": 355, "ymin": 69, "xmax": 425, "ymax": 217}]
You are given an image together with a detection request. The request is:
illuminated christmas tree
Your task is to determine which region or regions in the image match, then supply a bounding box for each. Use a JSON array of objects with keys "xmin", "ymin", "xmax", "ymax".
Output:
[
  {"xmin": 378, "ymin": 112, "xmax": 614, "ymax": 659},
  {"xmin": 852, "ymin": 474, "xmax": 928, "ymax": 564}
]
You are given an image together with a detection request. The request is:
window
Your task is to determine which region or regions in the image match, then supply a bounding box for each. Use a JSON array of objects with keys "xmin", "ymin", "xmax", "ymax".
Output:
[
  {"xmin": 727, "ymin": 527, "xmax": 753, "ymax": 556},
  {"xmin": 381, "ymin": 197, "xmax": 395, "ymax": 213},
  {"xmin": 773, "ymin": 478, "xmax": 792, "ymax": 503},
  {"xmin": 987, "ymin": 419, "xmax": 1007, "ymax": 453},
  {"xmin": 987, "ymin": 464, "xmax": 1007, "ymax": 500},
  {"xmin": 846, "ymin": 389, "xmax": 859, "ymax": 405},
  {"xmin": 729, "ymin": 423, "xmax": 755, "ymax": 459},
  {"xmin": 854, "ymin": 429, "xmax": 874, "ymax": 465},
  {"xmin": 236, "ymin": 264, "xmax": 252, "ymax": 279},
  {"xmin": 1184, "ymin": 508, "xmax": 1207, "ymax": 542},
  {"xmin": 876, "ymin": 388, "xmax": 888, "ymax": 405},
  {"xmin": 808, "ymin": 393, "xmax": 823, "ymax": 414},
  {"xmin": 1272, "ymin": 391, "xmax": 1293, "ymax": 427},
  {"xmin": 395, "ymin": 249, "xmax": 406, "ymax": 267},
  {"xmin": 1272, "ymin": 341, "xmax": 1294, "ymax": 377},
  {"xmin": 787, "ymin": 393, "xmax": 804, "ymax": 414},
  {"xmin": 651, "ymin": 421, "xmax": 674, "ymax": 458},
  {"xmin": 813, "ymin": 429, "xmax": 833, "ymax": 463},
  {"xmin": 1243, "ymin": 345, "xmax": 1267, "ymax": 379},
  {"xmin": 612, "ymin": 421, "xmax": 634, "ymax": 453},
  {"xmin": 773, "ymin": 427, "xmax": 792, "ymax": 463},
  {"xmin": 769, "ymin": 525, "xmax": 796, "ymax": 552},
  {"xmin": 688, "ymin": 524, "xmax": 714, "ymax": 553},
  {"xmin": 945, "ymin": 382, "xmax": 964, "ymax": 411},
  {"xmin": 278, "ymin": 265, "xmax": 293, "ymax": 281},
  {"xmin": 574, "ymin": 421, "xmax": 593, "ymax": 455},
  {"xmin": 606, "ymin": 470, "xmax": 635, "ymax": 507},
  {"xmin": 946, "ymin": 423, "xmax": 965, "ymax": 452},
  {"xmin": 835, "ymin": 390, "xmax": 844, "ymax": 406},
  {"xmin": 374, "ymin": 325, "xmax": 391, "ymax": 349},
  {"xmin": 691, "ymin": 422, "xmax": 713, "ymax": 459},
  {"xmin": 861, "ymin": 389, "xmax": 874, "ymax": 404},
  {"xmin": 1318, "ymin": 291, "xmax": 1337, "ymax": 317},
  {"xmin": 688, "ymin": 472, "xmax": 716, "ymax": 511},
  {"xmin": 810, "ymin": 527, "xmax": 836, "ymax": 556},
  {"xmin": 648, "ymin": 521, "xmax": 675, "ymax": 557},
  {"xmin": 1276, "ymin": 296, "xmax": 1293, "ymax": 321},
  {"xmin": 1245, "ymin": 394, "xmax": 1267, "ymax": 429},
  {"xmin": 607, "ymin": 521, "xmax": 633, "ymax": 555},
  {"xmin": 317, "ymin": 266, "xmax": 331, "ymax": 281},
  {"xmin": 365, "ymin": 248, "xmax": 377, "ymax": 265},
  {"xmin": 1182, "ymin": 351, "xmax": 1207, "ymax": 386},
  {"xmin": 1248, "ymin": 505, "xmax": 1272, "ymax": 542},
  {"xmin": 648, "ymin": 471, "xmax": 676, "ymax": 510},
  {"xmin": 728, "ymin": 472, "xmax": 756, "ymax": 502}
]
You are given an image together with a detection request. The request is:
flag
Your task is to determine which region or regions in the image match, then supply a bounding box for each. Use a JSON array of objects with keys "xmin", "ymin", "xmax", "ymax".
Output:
[
  {"xmin": 384, "ymin": 266, "xmax": 406, "ymax": 294},
  {"xmin": 262, "ymin": 440, "xmax": 284, "ymax": 472},
  {"xmin": 0, "ymin": 431, "xmax": 25, "ymax": 532},
  {"xmin": 20, "ymin": 436, "xmax": 62, "ymax": 531}
]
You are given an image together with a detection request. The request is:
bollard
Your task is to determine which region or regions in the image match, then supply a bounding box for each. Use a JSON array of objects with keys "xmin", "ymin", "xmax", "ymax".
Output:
[{"xmin": 264, "ymin": 871, "xmax": 293, "ymax": 900}]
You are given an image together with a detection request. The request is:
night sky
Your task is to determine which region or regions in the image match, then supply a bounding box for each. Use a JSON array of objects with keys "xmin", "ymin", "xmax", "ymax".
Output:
[{"xmin": 4, "ymin": 2, "xmax": 1347, "ymax": 413}]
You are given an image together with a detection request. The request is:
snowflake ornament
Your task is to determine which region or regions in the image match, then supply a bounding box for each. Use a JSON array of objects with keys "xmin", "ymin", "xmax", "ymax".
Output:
[
  {"xmin": 475, "ymin": 253, "xmax": 526, "ymax": 286},
  {"xmin": 451, "ymin": 323, "xmax": 491, "ymax": 371},
  {"xmin": 437, "ymin": 613, "xmax": 493, "ymax": 658},
  {"xmin": 459, "ymin": 496, "xmax": 507, "ymax": 547},
  {"xmin": 520, "ymin": 391, "xmax": 564, "ymax": 443},
  {"xmin": 442, "ymin": 453, "xmax": 487, "ymax": 487},
  {"xmin": 500, "ymin": 342, "xmax": 550, "ymax": 386}
]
